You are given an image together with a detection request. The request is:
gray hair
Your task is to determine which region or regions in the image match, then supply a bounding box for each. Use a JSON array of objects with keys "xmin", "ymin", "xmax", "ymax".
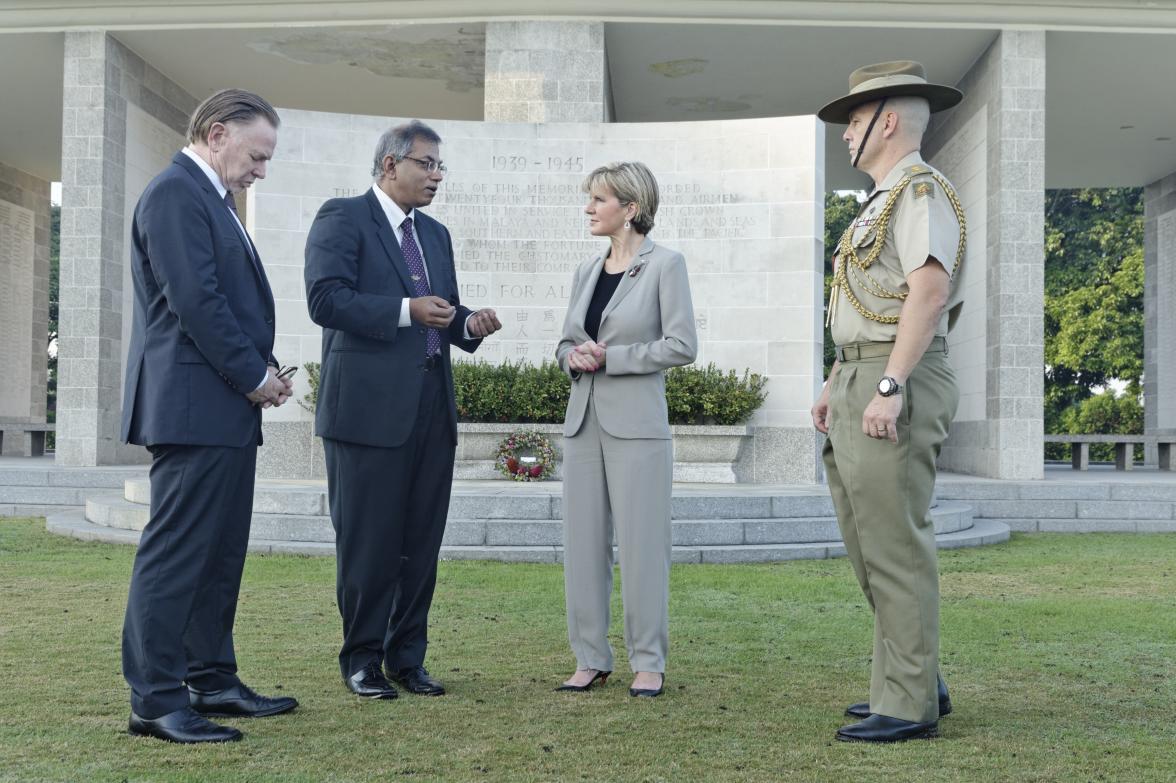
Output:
[
  {"xmin": 582, "ymin": 161, "xmax": 661, "ymax": 235},
  {"xmin": 371, "ymin": 119, "xmax": 442, "ymax": 178},
  {"xmin": 889, "ymin": 96, "xmax": 931, "ymax": 140}
]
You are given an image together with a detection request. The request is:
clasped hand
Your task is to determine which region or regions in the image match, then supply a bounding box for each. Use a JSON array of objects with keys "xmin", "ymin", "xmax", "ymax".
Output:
[
  {"xmin": 568, "ymin": 340, "xmax": 606, "ymax": 373},
  {"xmin": 247, "ymin": 366, "xmax": 294, "ymax": 409},
  {"xmin": 410, "ymin": 296, "xmax": 457, "ymax": 328},
  {"xmin": 467, "ymin": 308, "xmax": 502, "ymax": 338}
]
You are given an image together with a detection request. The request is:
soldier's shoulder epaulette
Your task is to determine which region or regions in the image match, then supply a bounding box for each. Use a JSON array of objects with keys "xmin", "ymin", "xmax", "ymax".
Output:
[{"xmin": 903, "ymin": 163, "xmax": 933, "ymax": 178}]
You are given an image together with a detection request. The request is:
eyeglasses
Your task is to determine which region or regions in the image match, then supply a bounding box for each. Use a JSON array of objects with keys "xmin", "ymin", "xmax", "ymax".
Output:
[{"xmin": 401, "ymin": 155, "xmax": 447, "ymax": 174}]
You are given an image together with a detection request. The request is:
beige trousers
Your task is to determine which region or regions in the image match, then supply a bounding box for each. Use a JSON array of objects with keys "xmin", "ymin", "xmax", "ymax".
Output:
[
  {"xmin": 561, "ymin": 395, "xmax": 673, "ymax": 674},
  {"xmin": 823, "ymin": 348, "xmax": 958, "ymax": 723}
]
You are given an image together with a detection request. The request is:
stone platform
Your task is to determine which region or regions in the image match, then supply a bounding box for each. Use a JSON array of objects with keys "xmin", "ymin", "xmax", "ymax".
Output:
[
  {"xmin": 37, "ymin": 472, "xmax": 1005, "ymax": 562},
  {"xmin": 10, "ymin": 458, "xmax": 1176, "ymax": 563}
]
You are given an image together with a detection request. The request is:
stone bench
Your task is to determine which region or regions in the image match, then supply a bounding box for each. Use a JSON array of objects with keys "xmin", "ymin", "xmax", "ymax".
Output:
[
  {"xmin": 1045, "ymin": 434, "xmax": 1174, "ymax": 471},
  {"xmin": 0, "ymin": 420, "xmax": 55, "ymax": 457}
]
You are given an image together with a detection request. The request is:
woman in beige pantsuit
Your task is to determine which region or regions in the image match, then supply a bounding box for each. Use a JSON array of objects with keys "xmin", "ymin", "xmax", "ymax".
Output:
[{"xmin": 554, "ymin": 161, "xmax": 698, "ymax": 697}]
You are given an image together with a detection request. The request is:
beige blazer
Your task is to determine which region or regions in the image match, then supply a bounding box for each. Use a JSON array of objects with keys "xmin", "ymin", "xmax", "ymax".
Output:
[{"xmin": 556, "ymin": 237, "xmax": 698, "ymax": 439}]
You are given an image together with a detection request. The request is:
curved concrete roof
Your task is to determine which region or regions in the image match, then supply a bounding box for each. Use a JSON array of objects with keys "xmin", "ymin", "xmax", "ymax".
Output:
[{"xmin": 1, "ymin": 3, "xmax": 1174, "ymax": 188}]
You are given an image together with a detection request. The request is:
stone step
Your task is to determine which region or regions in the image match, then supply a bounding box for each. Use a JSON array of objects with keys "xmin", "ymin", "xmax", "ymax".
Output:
[
  {"xmin": 453, "ymin": 459, "xmax": 740, "ymax": 483},
  {"xmin": 46, "ymin": 510, "xmax": 1008, "ymax": 563},
  {"xmin": 83, "ymin": 493, "xmax": 973, "ymax": 546},
  {"xmin": 121, "ymin": 478, "xmax": 843, "ymax": 520}
]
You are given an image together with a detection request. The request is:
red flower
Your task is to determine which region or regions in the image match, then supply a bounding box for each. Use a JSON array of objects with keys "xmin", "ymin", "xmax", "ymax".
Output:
[
  {"xmin": 529, "ymin": 465, "xmax": 543, "ymax": 478},
  {"xmin": 506, "ymin": 457, "xmax": 519, "ymax": 473}
]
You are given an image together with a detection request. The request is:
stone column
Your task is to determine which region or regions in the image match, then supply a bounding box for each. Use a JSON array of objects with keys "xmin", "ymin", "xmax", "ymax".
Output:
[
  {"xmin": 924, "ymin": 30, "xmax": 1046, "ymax": 480},
  {"xmin": 1143, "ymin": 172, "xmax": 1176, "ymax": 447},
  {"xmin": 56, "ymin": 31, "xmax": 194, "ymax": 465},
  {"xmin": 484, "ymin": 21, "xmax": 608, "ymax": 123},
  {"xmin": 0, "ymin": 163, "xmax": 51, "ymax": 455}
]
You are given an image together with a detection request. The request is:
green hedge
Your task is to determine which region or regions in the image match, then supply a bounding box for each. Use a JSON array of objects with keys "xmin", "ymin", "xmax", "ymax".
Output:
[{"xmin": 302, "ymin": 359, "xmax": 767, "ymax": 425}]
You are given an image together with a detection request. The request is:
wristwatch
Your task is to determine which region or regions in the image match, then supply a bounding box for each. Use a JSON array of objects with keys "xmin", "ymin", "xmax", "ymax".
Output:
[{"xmin": 877, "ymin": 376, "xmax": 903, "ymax": 397}]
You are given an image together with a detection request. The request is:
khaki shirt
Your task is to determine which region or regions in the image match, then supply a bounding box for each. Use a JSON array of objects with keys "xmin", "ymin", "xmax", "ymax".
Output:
[{"xmin": 830, "ymin": 151, "xmax": 964, "ymax": 346}]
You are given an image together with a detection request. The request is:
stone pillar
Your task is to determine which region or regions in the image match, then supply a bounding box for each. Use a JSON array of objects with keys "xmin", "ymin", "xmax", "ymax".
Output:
[
  {"xmin": 0, "ymin": 163, "xmax": 51, "ymax": 455},
  {"xmin": 1143, "ymin": 172, "xmax": 1176, "ymax": 446},
  {"xmin": 56, "ymin": 31, "xmax": 195, "ymax": 465},
  {"xmin": 924, "ymin": 30, "xmax": 1046, "ymax": 480},
  {"xmin": 484, "ymin": 21, "xmax": 608, "ymax": 123}
]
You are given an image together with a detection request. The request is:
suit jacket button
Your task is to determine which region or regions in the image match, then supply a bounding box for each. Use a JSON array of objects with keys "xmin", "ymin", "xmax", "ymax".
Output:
[
  {"xmin": 265, "ymin": 317, "xmax": 274, "ymax": 325},
  {"xmin": 418, "ymin": 328, "xmax": 425, "ymax": 334}
]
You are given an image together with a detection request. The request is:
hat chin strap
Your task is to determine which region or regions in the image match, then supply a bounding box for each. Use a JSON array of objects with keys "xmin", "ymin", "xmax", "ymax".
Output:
[{"xmin": 852, "ymin": 97, "xmax": 888, "ymax": 170}]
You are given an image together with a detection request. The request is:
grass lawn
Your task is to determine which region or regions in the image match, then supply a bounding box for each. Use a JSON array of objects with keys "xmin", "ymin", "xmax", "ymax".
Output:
[{"xmin": 1, "ymin": 518, "xmax": 1174, "ymax": 783}]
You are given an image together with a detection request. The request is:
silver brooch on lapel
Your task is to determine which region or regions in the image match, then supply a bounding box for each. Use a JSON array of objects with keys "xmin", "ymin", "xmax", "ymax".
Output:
[{"xmin": 628, "ymin": 261, "xmax": 646, "ymax": 278}]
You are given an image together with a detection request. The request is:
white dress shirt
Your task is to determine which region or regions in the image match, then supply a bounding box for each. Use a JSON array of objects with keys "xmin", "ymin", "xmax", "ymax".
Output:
[
  {"xmin": 369, "ymin": 183, "xmax": 473, "ymax": 339},
  {"xmin": 181, "ymin": 146, "xmax": 269, "ymax": 393}
]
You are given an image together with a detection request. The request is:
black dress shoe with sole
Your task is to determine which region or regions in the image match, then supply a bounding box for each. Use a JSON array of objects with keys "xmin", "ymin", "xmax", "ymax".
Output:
[
  {"xmin": 554, "ymin": 669, "xmax": 610, "ymax": 692},
  {"xmin": 629, "ymin": 673, "xmax": 665, "ymax": 698},
  {"xmin": 128, "ymin": 707, "xmax": 242, "ymax": 744},
  {"xmin": 836, "ymin": 713, "xmax": 938, "ymax": 743},
  {"xmin": 189, "ymin": 682, "xmax": 299, "ymax": 718},
  {"xmin": 845, "ymin": 674, "xmax": 952, "ymax": 719},
  {"xmin": 346, "ymin": 662, "xmax": 399, "ymax": 699},
  {"xmin": 389, "ymin": 665, "xmax": 446, "ymax": 696}
]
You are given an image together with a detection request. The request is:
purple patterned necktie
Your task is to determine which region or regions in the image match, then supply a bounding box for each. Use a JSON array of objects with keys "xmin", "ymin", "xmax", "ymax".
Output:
[{"xmin": 400, "ymin": 216, "xmax": 441, "ymax": 357}]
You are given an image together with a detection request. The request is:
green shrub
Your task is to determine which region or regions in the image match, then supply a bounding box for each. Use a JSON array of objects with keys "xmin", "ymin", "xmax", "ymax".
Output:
[
  {"xmin": 1056, "ymin": 389, "xmax": 1144, "ymax": 463},
  {"xmin": 298, "ymin": 361, "xmax": 321, "ymax": 414},
  {"xmin": 304, "ymin": 359, "xmax": 767, "ymax": 425},
  {"xmin": 665, "ymin": 364, "xmax": 768, "ymax": 425}
]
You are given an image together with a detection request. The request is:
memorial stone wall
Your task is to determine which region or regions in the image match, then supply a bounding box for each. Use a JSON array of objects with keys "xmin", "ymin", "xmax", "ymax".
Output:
[
  {"xmin": 0, "ymin": 199, "xmax": 37, "ymax": 421},
  {"xmin": 249, "ymin": 109, "xmax": 825, "ymax": 480}
]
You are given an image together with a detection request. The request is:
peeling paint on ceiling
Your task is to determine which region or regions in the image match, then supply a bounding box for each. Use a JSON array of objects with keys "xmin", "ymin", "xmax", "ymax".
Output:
[
  {"xmin": 649, "ymin": 58, "xmax": 707, "ymax": 78},
  {"xmin": 248, "ymin": 26, "xmax": 486, "ymax": 92},
  {"xmin": 666, "ymin": 95, "xmax": 757, "ymax": 113}
]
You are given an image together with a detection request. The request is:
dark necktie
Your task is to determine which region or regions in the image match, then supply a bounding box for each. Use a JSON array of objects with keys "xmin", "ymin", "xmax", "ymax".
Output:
[
  {"xmin": 222, "ymin": 192, "xmax": 255, "ymax": 259},
  {"xmin": 400, "ymin": 217, "xmax": 441, "ymax": 357}
]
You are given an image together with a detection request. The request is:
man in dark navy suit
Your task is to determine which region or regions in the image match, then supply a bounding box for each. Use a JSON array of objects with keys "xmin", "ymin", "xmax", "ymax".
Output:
[
  {"xmin": 121, "ymin": 89, "xmax": 297, "ymax": 743},
  {"xmin": 305, "ymin": 120, "xmax": 501, "ymax": 701}
]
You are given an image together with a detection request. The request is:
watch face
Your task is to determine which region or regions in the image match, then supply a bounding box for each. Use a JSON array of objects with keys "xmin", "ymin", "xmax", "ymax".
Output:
[{"xmin": 878, "ymin": 377, "xmax": 897, "ymax": 396}]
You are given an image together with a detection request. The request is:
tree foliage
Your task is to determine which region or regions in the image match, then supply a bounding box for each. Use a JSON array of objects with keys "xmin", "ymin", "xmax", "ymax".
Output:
[
  {"xmin": 1043, "ymin": 188, "xmax": 1144, "ymax": 450},
  {"xmin": 822, "ymin": 192, "xmax": 861, "ymax": 376}
]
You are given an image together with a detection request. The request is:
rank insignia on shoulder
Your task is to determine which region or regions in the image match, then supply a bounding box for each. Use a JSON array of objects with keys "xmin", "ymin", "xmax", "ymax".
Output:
[
  {"xmin": 913, "ymin": 181, "xmax": 935, "ymax": 199},
  {"xmin": 905, "ymin": 164, "xmax": 929, "ymax": 176}
]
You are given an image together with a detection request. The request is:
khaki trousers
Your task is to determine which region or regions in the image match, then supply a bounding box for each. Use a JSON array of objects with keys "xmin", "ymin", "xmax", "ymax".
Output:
[
  {"xmin": 562, "ymin": 395, "xmax": 673, "ymax": 673},
  {"xmin": 823, "ymin": 347, "xmax": 958, "ymax": 723}
]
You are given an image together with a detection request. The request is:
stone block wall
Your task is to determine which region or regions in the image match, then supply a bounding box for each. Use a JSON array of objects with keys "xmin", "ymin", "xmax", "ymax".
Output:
[
  {"xmin": 0, "ymin": 163, "xmax": 51, "ymax": 455},
  {"xmin": 925, "ymin": 29, "xmax": 1046, "ymax": 479},
  {"xmin": 1144, "ymin": 171, "xmax": 1176, "ymax": 442},
  {"xmin": 251, "ymin": 110, "xmax": 826, "ymax": 481},
  {"xmin": 484, "ymin": 21, "xmax": 608, "ymax": 123},
  {"xmin": 56, "ymin": 31, "xmax": 195, "ymax": 465}
]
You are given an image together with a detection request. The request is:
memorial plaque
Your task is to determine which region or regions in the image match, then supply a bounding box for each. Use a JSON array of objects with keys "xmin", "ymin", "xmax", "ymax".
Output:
[
  {"xmin": 252, "ymin": 111, "xmax": 823, "ymax": 427},
  {"xmin": 0, "ymin": 198, "xmax": 35, "ymax": 418}
]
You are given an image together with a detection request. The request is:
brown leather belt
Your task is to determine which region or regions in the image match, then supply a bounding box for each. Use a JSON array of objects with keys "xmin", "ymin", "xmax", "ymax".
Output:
[{"xmin": 835, "ymin": 336, "xmax": 947, "ymax": 363}]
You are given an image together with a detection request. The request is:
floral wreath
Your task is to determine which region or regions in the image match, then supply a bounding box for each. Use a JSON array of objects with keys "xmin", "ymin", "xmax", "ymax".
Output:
[{"xmin": 495, "ymin": 430, "xmax": 557, "ymax": 482}]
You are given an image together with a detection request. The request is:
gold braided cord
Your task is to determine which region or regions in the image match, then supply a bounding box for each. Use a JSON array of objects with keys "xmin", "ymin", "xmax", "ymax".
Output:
[{"xmin": 826, "ymin": 170, "xmax": 967, "ymax": 327}]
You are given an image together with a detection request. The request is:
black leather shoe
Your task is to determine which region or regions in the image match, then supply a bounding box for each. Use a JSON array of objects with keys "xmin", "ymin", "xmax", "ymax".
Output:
[
  {"xmin": 346, "ymin": 662, "xmax": 399, "ymax": 699},
  {"xmin": 128, "ymin": 707, "xmax": 242, "ymax": 744},
  {"xmin": 629, "ymin": 673, "xmax": 665, "ymax": 698},
  {"xmin": 189, "ymin": 682, "xmax": 298, "ymax": 718},
  {"xmin": 836, "ymin": 713, "xmax": 938, "ymax": 743},
  {"xmin": 389, "ymin": 665, "xmax": 445, "ymax": 696},
  {"xmin": 554, "ymin": 669, "xmax": 610, "ymax": 692},
  {"xmin": 845, "ymin": 674, "xmax": 952, "ymax": 719}
]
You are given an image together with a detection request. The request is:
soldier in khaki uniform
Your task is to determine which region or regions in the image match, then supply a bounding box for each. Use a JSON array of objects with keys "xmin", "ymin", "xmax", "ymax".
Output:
[{"xmin": 812, "ymin": 61, "xmax": 967, "ymax": 743}]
